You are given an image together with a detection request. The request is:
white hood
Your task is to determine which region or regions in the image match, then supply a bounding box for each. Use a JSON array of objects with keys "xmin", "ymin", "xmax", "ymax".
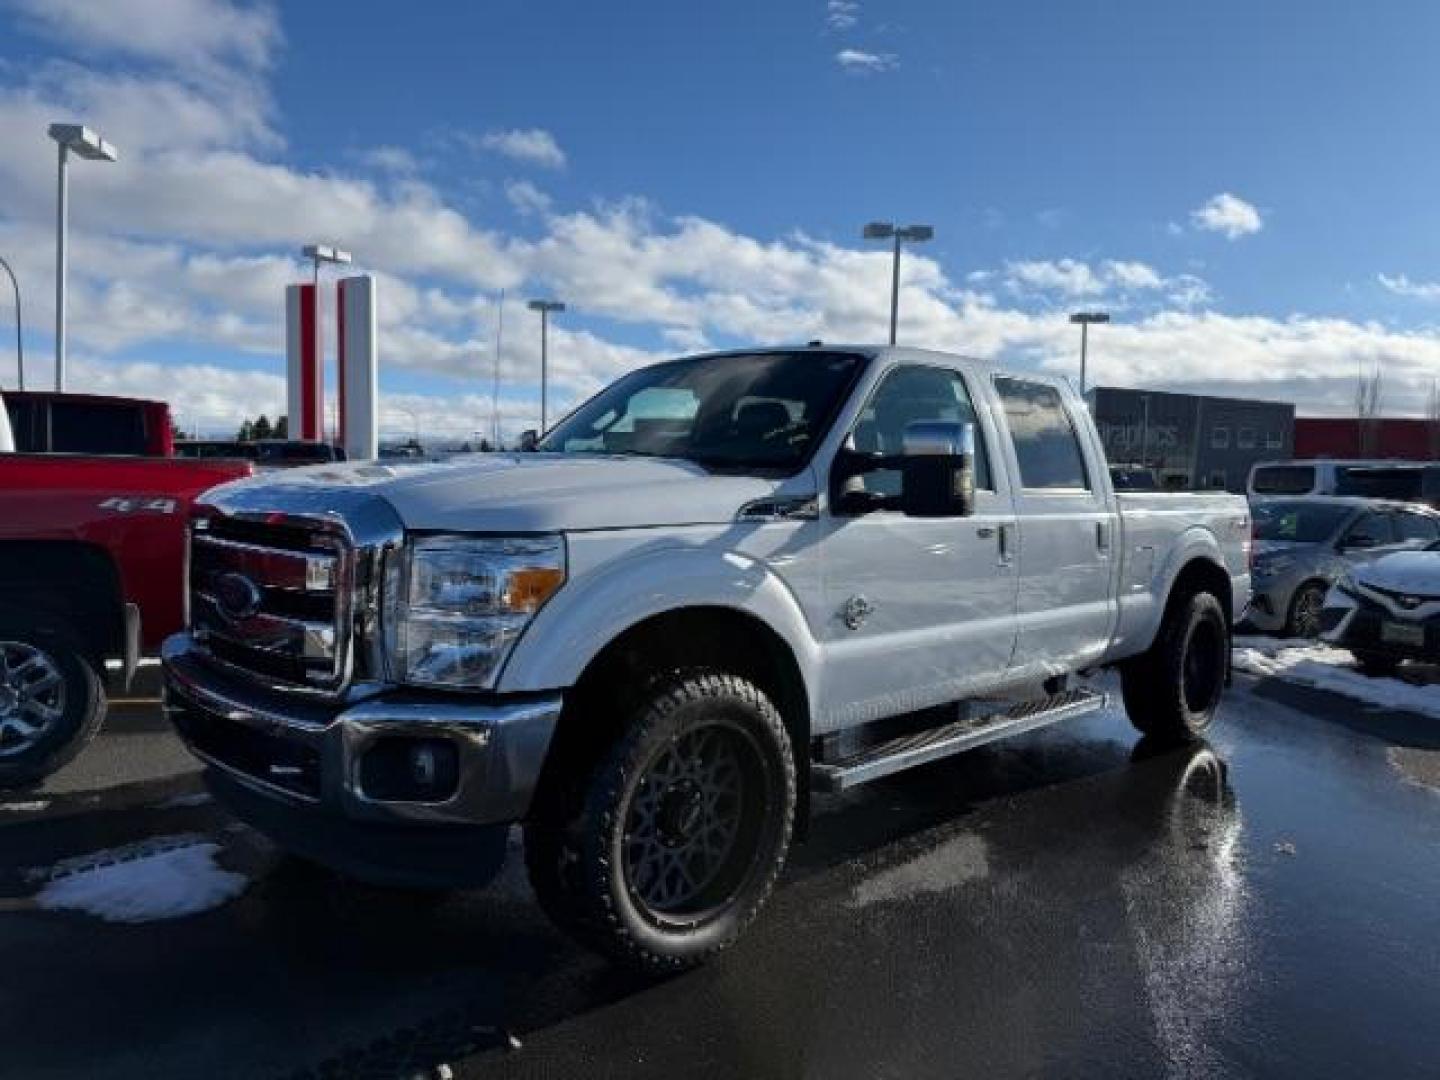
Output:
[
  {"xmin": 210, "ymin": 453, "xmax": 786, "ymax": 533},
  {"xmin": 1355, "ymin": 549, "xmax": 1440, "ymax": 598}
]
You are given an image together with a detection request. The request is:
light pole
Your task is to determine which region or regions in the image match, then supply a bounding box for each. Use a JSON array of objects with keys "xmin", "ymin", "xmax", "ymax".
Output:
[
  {"xmin": 0, "ymin": 254, "xmax": 22, "ymax": 390},
  {"xmin": 48, "ymin": 124, "xmax": 117, "ymax": 392},
  {"xmin": 527, "ymin": 299, "xmax": 565, "ymax": 432},
  {"xmin": 302, "ymin": 244, "xmax": 352, "ymax": 284},
  {"xmin": 863, "ymin": 221, "xmax": 933, "ymax": 345},
  {"xmin": 1069, "ymin": 311, "xmax": 1110, "ymax": 395}
]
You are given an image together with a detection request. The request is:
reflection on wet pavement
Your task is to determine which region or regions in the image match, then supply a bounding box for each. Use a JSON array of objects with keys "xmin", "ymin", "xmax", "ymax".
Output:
[{"xmin": 5, "ymin": 683, "xmax": 1440, "ymax": 1079}]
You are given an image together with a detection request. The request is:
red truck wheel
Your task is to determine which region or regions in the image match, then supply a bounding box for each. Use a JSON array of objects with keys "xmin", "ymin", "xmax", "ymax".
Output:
[{"xmin": 0, "ymin": 618, "xmax": 107, "ymax": 791}]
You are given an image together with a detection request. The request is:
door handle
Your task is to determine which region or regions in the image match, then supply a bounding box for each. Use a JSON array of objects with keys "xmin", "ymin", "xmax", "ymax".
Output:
[
  {"xmin": 976, "ymin": 526, "xmax": 997, "ymax": 539},
  {"xmin": 999, "ymin": 523, "xmax": 1016, "ymax": 565}
]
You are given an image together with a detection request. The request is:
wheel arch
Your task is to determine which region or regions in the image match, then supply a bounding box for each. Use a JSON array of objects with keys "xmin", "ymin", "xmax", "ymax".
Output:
[
  {"xmin": 0, "ymin": 540, "xmax": 123, "ymax": 669},
  {"xmin": 529, "ymin": 604, "xmax": 815, "ymax": 836}
]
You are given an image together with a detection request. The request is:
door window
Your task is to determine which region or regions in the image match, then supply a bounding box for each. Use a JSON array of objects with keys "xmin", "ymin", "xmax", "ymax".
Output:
[
  {"xmin": 1396, "ymin": 512, "xmax": 1439, "ymax": 542},
  {"xmin": 992, "ymin": 377, "xmax": 1090, "ymax": 490},
  {"xmin": 1343, "ymin": 512, "xmax": 1395, "ymax": 549},
  {"xmin": 844, "ymin": 365, "xmax": 991, "ymax": 502}
]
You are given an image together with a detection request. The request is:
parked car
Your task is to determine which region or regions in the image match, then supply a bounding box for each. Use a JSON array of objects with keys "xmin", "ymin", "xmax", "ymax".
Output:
[
  {"xmin": 1248, "ymin": 458, "xmax": 1440, "ymax": 507},
  {"xmin": 1244, "ymin": 496, "xmax": 1440, "ymax": 637},
  {"xmin": 252, "ymin": 439, "xmax": 347, "ymax": 468},
  {"xmin": 163, "ymin": 344, "xmax": 1250, "ymax": 971},
  {"xmin": 1108, "ymin": 463, "xmax": 1160, "ymax": 491},
  {"xmin": 0, "ymin": 410, "xmax": 253, "ymax": 788},
  {"xmin": 1320, "ymin": 540, "xmax": 1440, "ymax": 675},
  {"xmin": 175, "ymin": 439, "xmax": 259, "ymax": 461}
]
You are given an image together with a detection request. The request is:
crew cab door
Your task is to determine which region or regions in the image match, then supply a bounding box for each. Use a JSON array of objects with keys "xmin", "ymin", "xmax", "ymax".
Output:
[
  {"xmin": 816, "ymin": 363, "xmax": 1020, "ymax": 725},
  {"xmin": 991, "ymin": 376, "xmax": 1120, "ymax": 674}
]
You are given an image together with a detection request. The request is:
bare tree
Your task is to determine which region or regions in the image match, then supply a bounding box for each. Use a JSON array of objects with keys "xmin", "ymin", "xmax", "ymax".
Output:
[{"xmin": 1355, "ymin": 362, "xmax": 1383, "ymax": 456}]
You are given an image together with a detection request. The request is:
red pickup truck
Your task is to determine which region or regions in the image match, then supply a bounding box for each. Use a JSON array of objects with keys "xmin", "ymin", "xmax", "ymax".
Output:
[{"xmin": 0, "ymin": 398, "xmax": 251, "ymax": 788}]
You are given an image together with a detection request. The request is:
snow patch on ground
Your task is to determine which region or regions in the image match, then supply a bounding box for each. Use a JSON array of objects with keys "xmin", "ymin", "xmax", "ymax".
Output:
[
  {"xmin": 35, "ymin": 835, "xmax": 248, "ymax": 923},
  {"xmin": 1234, "ymin": 635, "xmax": 1440, "ymax": 719}
]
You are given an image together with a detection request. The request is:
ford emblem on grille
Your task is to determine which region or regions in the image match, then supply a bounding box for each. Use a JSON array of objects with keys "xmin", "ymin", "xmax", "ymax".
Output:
[{"xmin": 214, "ymin": 571, "xmax": 263, "ymax": 622}]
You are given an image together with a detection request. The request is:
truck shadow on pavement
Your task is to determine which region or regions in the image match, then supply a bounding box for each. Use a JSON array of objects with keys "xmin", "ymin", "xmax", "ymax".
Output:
[{"xmin": 1, "ymin": 716, "xmax": 1233, "ymax": 1080}]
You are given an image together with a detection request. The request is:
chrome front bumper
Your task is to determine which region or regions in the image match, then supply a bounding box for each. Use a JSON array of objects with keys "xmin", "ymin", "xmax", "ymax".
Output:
[{"xmin": 161, "ymin": 634, "xmax": 561, "ymax": 828}]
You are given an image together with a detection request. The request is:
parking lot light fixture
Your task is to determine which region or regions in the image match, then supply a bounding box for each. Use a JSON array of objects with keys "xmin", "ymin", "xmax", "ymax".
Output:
[
  {"xmin": 302, "ymin": 244, "xmax": 353, "ymax": 285},
  {"xmin": 863, "ymin": 221, "xmax": 934, "ymax": 345},
  {"xmin": 527, "ymin": 299, "xmax": 566, "ymax": 432},
  {"xmin": 48, "ymin": 123, "xmax": 118, "ymax": 392},
  {"xmin": 1069, "ymin": 311, "xmax": 1111, "ymax": 395}
]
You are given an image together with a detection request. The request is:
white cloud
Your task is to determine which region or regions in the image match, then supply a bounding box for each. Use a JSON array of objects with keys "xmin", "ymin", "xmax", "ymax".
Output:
[
  {"xmin": 360, "ymin": 146, "xmax": 419, "ymax": 175},
  {"xmin": 1378, "ymin": 273, "xmax": 1440, "ymax": 302},
  {"xmin": 826, "ymin": 1, "xmax": 861, "ymax": 31},
  {"xmin": 11, "ymin": 0, "xmax": 280, "ymax": 73},
  {"xmin": 6, "ymin": 1, "xmax": 1440, "ymax": 442},
  {"xmin": 835, "ymin": 48, "xmax": 897, "ymax": 73},
  {"xmin": 1191, "ymin": 193, "xmax": 1263, "ymax": 240},
  {"xmin": 475, "ymin": 128, "xmax": 566, "ymax": 170},
  {"xmin": 1104, "ymin": 260, "xmax": 1164, "ymax": 291},
  {"xmin": 505, "ymin": 179, "xmax": 552, "ymax": 217}
]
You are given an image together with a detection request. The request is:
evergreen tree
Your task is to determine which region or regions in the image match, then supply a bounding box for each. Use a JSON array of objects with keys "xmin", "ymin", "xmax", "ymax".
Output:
[
  {"xmin": 253, "ymin": 414, "xmax": 273, "ymax": 440},
  {"xmin": 274, "ymin": 415, "xmax": 288, "ymax": 439},
  {"xmin": 236, "ymin": 419, "xmax": 254, "ymax": 441}
]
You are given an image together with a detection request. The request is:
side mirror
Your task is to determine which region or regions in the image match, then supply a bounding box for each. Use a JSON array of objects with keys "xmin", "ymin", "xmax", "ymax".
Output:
[
  {"xmin": 899, "ymin": 420, "xmax": 976, "ymax": 518},
  {"xmin": 518, "ymin": 429, "xmax": 539, "ymax": 452}
]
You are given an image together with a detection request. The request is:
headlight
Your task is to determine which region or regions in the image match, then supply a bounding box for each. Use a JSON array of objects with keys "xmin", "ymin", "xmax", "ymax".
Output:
[
  {"xmin": 384, "ymin": 535, "xmax": 566, "ymax": 689},
  {"xmin": 1254, "ymin": 555, "xmax": 1293, "ymax": 579}
]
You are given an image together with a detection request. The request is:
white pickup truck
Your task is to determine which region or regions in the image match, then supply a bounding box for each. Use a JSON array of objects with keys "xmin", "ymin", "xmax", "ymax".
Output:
[{"xmin": 162, "ymin": 345, "xmax": 1251, "ymax": 970}]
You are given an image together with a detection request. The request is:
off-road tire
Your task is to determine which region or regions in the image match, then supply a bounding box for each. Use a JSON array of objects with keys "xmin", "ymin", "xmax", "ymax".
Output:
[
  {"xmin": 1122, "ymin": 591, "xmax": 1228, "ymax": 743},
  {"xmin": 0, "ymin": 616, "xmax": 107, "ymax": 791},
  {"xmin": 524, "ymin": 670, "xmax": 796, "ymax": 973},
  {"xmin": 1351, "ymin": 650, "xmax": 1401, "ymax": 678}
]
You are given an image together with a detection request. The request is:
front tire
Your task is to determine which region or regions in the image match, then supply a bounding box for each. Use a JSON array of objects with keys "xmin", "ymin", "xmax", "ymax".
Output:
[
  {"xmin": 0, "ymin": 618, "xmax": 106, "ymax": 791},
  {"xmin": 525, "ymin": 671, "xmax": 796, "ymax": 973},
  {"xmin": 1286, "ymin": 581, "xmax": 1327, "ymax": 638},
  {"xmin": 1122, "ymin": 591, "xmax": 1229, "ymax": 743}
]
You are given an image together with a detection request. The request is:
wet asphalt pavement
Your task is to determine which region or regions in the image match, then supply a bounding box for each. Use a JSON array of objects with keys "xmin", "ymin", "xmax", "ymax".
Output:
[{"xmin": 2, "ymin": 671, "xmax": 1439, "ymax": 1079}]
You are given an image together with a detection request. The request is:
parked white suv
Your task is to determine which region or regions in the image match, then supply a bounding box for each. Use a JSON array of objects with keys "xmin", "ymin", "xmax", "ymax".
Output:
[{"xmin": 163, "ymin": 345, "xmax": 1251, "ymax": 970}]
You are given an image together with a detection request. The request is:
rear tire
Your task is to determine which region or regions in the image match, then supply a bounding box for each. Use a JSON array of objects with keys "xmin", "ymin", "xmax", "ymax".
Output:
[
  {"xmin": 1122, "ymin": 591, "xmax": 1229, "ymax": 743},
  {"xmin": 0, "ymin": 617, "xmax": 107, "ymax": 791},
  {"xmin": 525, "ymin": 670, "xmax": 796, "ymax": 973},
  {"xmin": 1351, "ymin": 650, "xmax": 1401, "ymax": 678}
]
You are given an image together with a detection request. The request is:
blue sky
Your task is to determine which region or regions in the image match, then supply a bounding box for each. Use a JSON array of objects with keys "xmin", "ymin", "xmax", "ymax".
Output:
[{"xmin": 1, "ymin": 0, "xmax": 1439, "ymax": 438}]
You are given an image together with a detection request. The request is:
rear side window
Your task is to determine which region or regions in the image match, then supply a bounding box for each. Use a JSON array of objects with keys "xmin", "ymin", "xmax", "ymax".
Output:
[
  {"xmin": 50, "ymin": 401, "xmax": 147, "ymax": 454},
  {"xmin": 1252, "ymin": 465, "xmax": 1315, "ymax": 495},
  {"xmin": 993, "ymin": 377, "xmax": 1089, "ymax": 490},
  {"xmin": 5, "ymin": 398, "xmax": 42, "ymax": 452}
]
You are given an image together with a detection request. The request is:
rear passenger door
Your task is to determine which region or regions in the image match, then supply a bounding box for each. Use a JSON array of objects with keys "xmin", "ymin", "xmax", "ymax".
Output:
[{"xmin": 992, "ymin": 377, "xmax": 1119, "ymax": 674}]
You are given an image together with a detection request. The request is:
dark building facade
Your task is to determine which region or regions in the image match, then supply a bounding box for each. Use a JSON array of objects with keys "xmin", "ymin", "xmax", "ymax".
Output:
[{"xmin": 1087, "ymin": 387, "xmax": 1295, "ymax": 493}]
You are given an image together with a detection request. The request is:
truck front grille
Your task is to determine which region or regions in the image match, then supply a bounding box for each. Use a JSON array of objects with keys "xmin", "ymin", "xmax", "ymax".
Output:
[{"xmin": 189, "ymin": 515, "xmax": 353, "ymax": 692}]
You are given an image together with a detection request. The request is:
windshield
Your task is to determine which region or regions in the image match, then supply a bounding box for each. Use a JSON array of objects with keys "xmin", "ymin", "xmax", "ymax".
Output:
[
  {"xmin": 538, "ymin": 350, "xmax": 865, "ymax": 471},
  {"xmin": 1252, "ymin": 500, "xmax": 1352, "ymax": 543}
]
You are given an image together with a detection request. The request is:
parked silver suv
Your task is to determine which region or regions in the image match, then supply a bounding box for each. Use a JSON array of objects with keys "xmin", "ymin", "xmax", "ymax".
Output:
[{"xmin": 1245, "ymin": 496, "xmax": 1440, "ymax": 637}]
